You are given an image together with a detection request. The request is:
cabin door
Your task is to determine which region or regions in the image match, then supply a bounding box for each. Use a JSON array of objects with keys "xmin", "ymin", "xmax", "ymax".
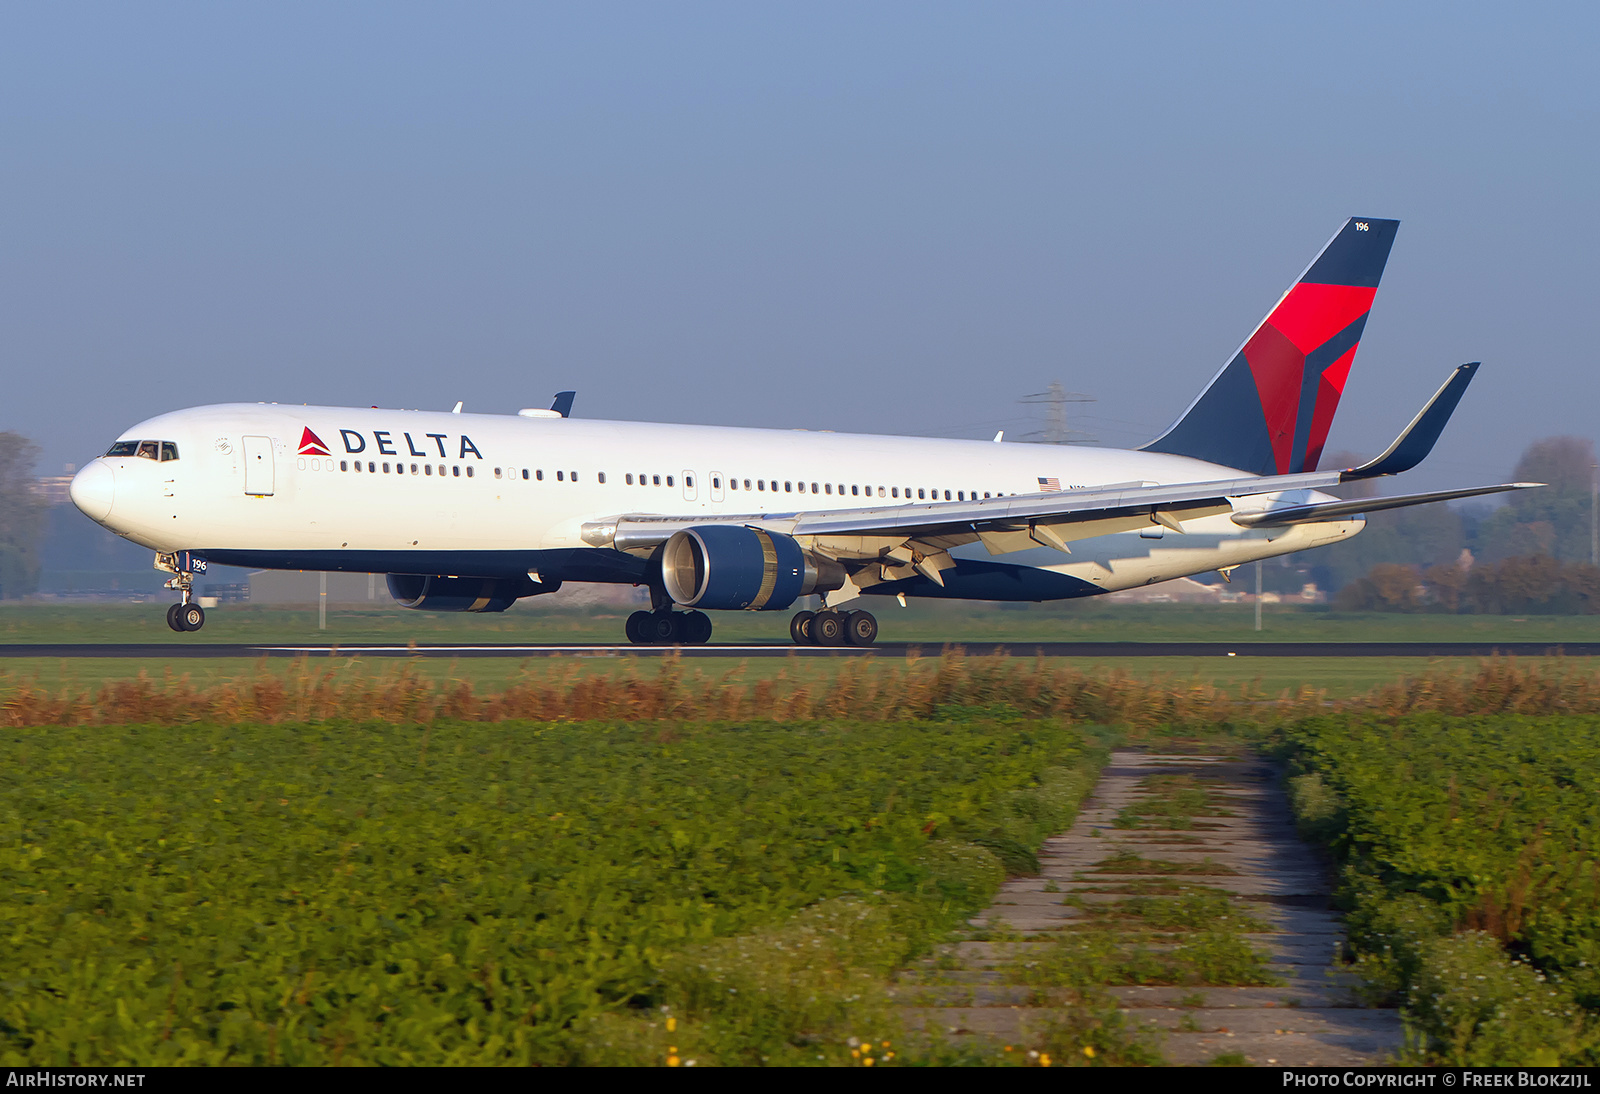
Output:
[{"xmin": 243, "ymin": 436, "xmax": 276, "ymax": 496}]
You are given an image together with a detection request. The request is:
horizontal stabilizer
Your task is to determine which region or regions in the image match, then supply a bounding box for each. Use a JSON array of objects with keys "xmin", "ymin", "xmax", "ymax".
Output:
[
  {"xmin": 1231, "ymin": 481, "xmax": 1540, "ymax": 528},
  {"xmin": 1343, "ymin": 363, "xmax": 1478, "ymax": 480}
]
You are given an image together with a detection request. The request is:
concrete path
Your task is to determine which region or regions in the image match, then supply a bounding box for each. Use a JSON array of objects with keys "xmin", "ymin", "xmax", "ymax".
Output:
[{"xmin": 899, "ymin": 749, "xmax": 1404, "ymax": 1066}]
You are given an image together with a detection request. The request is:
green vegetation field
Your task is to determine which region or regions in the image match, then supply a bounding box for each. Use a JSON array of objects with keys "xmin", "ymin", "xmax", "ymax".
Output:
[
  {"xmin": 10, "ymin": 600, "xmax": 1600, "ymax": 646},
  {"xmin": 1277, "ymin": 714, "xmax": 1600, "ymax": 1065},
  {"xmin": 0, "ymin": 711, "xmax": 1097, "ymax": 1065}
]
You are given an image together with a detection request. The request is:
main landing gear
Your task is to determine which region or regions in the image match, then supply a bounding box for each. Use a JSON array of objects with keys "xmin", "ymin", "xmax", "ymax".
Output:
[
  {"xmin": 625, "ymin": 609, "xmax": 713, "ymax": 645},
  {"xmin": 789, "ymin": 609, "xmax": 877, "ymax": 647}
]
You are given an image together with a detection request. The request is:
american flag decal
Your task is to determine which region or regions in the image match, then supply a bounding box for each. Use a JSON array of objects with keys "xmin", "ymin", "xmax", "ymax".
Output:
[{"xmin": 1038, "ymin": 476, "xmax": 1061, "ymax": 491}]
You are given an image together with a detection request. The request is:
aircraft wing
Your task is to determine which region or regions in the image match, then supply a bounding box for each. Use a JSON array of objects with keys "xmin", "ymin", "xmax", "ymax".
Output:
[{"xmin": 584, "ymin": 467, "xmax": 1350, "ymax": 556}]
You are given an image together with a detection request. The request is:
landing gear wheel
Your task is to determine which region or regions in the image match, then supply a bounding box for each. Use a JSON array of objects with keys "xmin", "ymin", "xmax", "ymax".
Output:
[
  {"xmin": 166, "ymin": 603, "xmax": 186, "ymax": 632},
  {"xmin": 845, "ymin": 610, "xmax": 878, "ymax": 647},
  {"xmin": 625, "ymin": 610, "xmax": 652, "ymax": 645},
  {"xmin": 789, "ymin": 610, "xmax": 815, "ymax": 645},
  {"xmin": 646, "ymin": 611, "xmax": 680, "ymax": 644},
  {"xmin": 813, "ymin": 610, "xmax": 845, "ymax": 647},
  {"xmin": 681, "ymin": 610, "xmax": 713, "ymax": 645},
  {"xmin": 178, "ymin": 604, "xmax": 205, "ymax": 632}
]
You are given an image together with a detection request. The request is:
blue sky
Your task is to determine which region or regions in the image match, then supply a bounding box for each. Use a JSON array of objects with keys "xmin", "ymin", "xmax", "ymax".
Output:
[{"xmin": 4, "ymin": 2, "xmax": 1596, "ymax": 491}]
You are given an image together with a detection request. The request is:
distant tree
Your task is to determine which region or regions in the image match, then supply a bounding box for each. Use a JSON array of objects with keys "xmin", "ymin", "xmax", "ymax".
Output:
[
  {"xmin": 0, "ymin": 433, "xmax": 47, "ymax": 599},
  {"xmin": 1512, "ymin": 436, "xmax": 1594, "ymax": 493},
  {"xmin": 1422, "ymin": 555, "xmax": 1471, "ymax": 613},
  {"xmin": 1477, "ymin": 436, "xmax": 1596, "ymax": 564}
]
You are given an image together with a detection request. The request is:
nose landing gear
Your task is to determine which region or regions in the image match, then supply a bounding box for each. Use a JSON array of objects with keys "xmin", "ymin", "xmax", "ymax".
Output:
[
  {"xmin": 789, "ymin": 609, "xmax": 877, "ymax": 647},
  {"xmin": 157, "ymin": 551, "xmax": 207, "ymax": 632},
  {"xmin": 166, "ymin": 601, "xmax": 206, "ymax": 633}
]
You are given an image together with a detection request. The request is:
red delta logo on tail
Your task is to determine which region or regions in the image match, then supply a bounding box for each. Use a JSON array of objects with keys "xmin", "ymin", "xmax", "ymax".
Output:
[
  {"xmin": 1141, "ymin": 217, "xmax": 1401, "ymax": 477},
  {"xmin": 298, "ymin": 427, "xmax": 332, "ymax": 456}
]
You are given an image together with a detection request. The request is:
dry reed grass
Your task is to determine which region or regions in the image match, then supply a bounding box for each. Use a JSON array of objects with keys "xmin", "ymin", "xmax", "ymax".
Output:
[{"xmin": 1, "ymin": 650, "xmax": 1595, "ymax": 729}]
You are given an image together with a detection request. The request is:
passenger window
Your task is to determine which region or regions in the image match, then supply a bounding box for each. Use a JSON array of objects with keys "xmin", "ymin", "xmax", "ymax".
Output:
[
  {"xmin": 598, "ymin": 472, "xmax": 606, "ymax": 484},
  {"xmin": 494, "ymin": 467, "xmax": 503, "ymax": 479},
  {"xmin": 341, "ymin": 461, "xmax": 349, "ymax": 472},
  {"xmin": 571, "ymin": 472, "xmax": 579, "ymax": 482},
  {"xmin": 626, "ymin": 473, "xmax": 634, "ymax": 485},
  {"xmin": 824, "ymin": 483, "xmax": 832, "ymax": 494},
  {"xmin": 535, "ymin": 470, "xmax": 542, "ymax": 480},
  {"xmin": 784, "ymin": 481, "xmax": 792, "ymax": 492},
  {"xmin": 891, "ymin": 487, "xmax": 898, "ymax": 498},
  {"xmin": 383, "ymin": 462, "xmax": 391, "ymax": 473},
  {"xmin": 757, "ymin": 480, "xmax": 765, "ymax": 491},
  {"xmin": 957, "ymin": 491, "xmax": 963, "ymax": 501},
  {"xmin": 160, "ymin": 442, "xmax": 179, "ymax": 461},
  {"xmin": 918, "ymin": 488, "xmax": 925, "ymax": 499},
  {"xmin": 557, "ymin": 471, "xmax": 564, "ymax": 481},
  {"xmin": 984, "ymin": 491, "xmax": 990, "ymax": 498},
  {"xmin": 712, "ymin": 476, "xmax": 721, "ymax": 489},
  {"xmin": 137, "ymin": 441, "xmax": 159, "ymax": 460},
  {"xmin": 851, "ymin": 485, "xmax": 858, "ymax": 496},
  {"xmin": 810, "ymin": 482, "xmax": 817, "ymax": 493},
  {"xmin": 653, "ymin": 475, "xmax": 661, "ymax": 486},
  {"xmin": 522, "ymin": 469, "xmax": 529, "ymax": 480},
  {"xmin": 666, "ymin": 476, "xmax": 673, "ymax": 487},
  {"xmin": 878, "ymin": 486, "xmax": 886, "ymax": 497},
  {"xmin": 439, "ymin": 465, "xmax": 446, "ymax": 476},
  {"xmin": 426, "ymin": 465, "xmax": 434, "ymax": 476},
  {"xmin": 944, "ymin": 490, "xmax": 951, "ymax": 500},
  {"xmin": 466, "ymin": 466, "xmax": 474, "ymax": 477},
  {"xmin": 685, "ymin": 475, "xmax": 692, "ymax": 488},
  {"xmin": 105, "ymin": 441, "xmax": 138, "ymax": 457}
]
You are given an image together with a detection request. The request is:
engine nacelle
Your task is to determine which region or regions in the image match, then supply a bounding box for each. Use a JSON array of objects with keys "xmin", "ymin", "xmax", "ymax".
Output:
[
  {"xmin": 661, "ymin": 525, "xmax": 844, "ymax": 611},
  {"xmin": 386, "ymin": 573, "xmax": 560, "ymax": 613}
]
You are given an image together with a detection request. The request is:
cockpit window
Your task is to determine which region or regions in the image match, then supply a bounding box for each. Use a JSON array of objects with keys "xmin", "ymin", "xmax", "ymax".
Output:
[
  {"xmin": 106, "ymin": 441, "xmax": 138, "ymax": 457},
  {"xmin": 137, "ymin": 441, "xmax": 160, "ymax": 460},
  {"xmin": 160, "ymin": 442, "xmax": 179, "ymax": 461}
]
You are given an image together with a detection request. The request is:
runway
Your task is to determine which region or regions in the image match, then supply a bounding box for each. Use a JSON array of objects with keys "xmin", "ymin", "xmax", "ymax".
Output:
[{"xmin": 4, "ymin": 641, "xmax": 1599, "ymax": 659}]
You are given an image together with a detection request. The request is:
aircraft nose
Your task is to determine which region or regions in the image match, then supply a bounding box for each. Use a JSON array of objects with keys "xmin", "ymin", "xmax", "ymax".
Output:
[{"xmin": 70, "ymin": 461, "xmax": 116, "ymax": 523}]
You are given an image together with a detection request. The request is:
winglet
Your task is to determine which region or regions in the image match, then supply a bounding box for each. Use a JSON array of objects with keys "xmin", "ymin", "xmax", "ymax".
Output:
[
  {"xmin": 1342, "ymin": 363, "xmax": 1478, "ymax": 480},
  {"xmin": 550, "ymin": 391, "xmax": 576, "ymax": 418}
]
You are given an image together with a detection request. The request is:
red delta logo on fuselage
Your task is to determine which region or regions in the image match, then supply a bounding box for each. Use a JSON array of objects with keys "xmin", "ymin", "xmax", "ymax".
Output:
[
  {"xmin": 327, "ymin": 426, "xmax": 484, "ymax": 461},
  {"xmin": 298, "ymin": 428, "xmax": 332, "ymax": 456}
]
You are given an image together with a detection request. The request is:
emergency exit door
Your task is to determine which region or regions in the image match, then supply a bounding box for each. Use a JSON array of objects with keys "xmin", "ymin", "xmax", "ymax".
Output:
[{"xmin": 243, "ymin": 436, "xmax": 276, "ymax": 496}]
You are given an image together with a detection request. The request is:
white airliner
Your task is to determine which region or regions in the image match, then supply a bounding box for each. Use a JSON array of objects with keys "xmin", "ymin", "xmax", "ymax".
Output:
[{"xmin": 69, "ymin": 217, "xmax": 1533, "ymax": 645}]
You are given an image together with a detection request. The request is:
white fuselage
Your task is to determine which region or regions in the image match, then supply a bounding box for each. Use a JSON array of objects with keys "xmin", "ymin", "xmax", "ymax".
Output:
[{"xmin": 71, "ymin": 402, "xmax": 1363, "ymax": 602}]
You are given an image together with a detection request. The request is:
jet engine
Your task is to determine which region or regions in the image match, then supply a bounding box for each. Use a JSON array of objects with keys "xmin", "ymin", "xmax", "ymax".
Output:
[
  {"xmin": 386, "ymin": 573, "xmax": 561, "ymax": 613},
  {"xmin": 660, "ymin": 525, "xmax": 844, "ymax": 611}
]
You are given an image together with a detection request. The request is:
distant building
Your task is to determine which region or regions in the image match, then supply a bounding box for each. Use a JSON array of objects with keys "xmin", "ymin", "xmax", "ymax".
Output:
[
  {"xmin": 1103, "ymin": 577, "xmax": 1225, "ymax": 604},
  {"xmin": 247, "ymin": 570, "xmax": 384, "ymax": 605},
  {"xmin": 29, "ymin": 476, "xmax": 74, "ymax": 506}
]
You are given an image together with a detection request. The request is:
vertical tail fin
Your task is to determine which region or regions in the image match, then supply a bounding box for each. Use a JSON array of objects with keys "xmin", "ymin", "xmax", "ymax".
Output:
[{"xmin": 1142, "ymin": 217, "xmax": 1399, "ymax": 475}]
